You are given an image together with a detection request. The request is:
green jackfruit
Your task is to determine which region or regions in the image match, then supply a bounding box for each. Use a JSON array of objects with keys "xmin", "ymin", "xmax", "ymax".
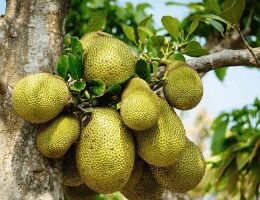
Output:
[
  {"xmin": 163, "ymin": 62, "xmax": 203, "ymax": 110},
  {"xmin": 64, "ymin": 184, "xmax": 97, "ymax": 200},
  {"xmin": 37, "ymin": 115, "xmax": 80, "ymax": 158},
  {"xmin": 12, "ymin": 73, "xmax": 70, "ymax": 123},
  {"xmin": 151, "ymin": 140, "xmax": 206, "ymax": 193},
  {"xmin": 62, "ymin": 145, "xmax": 83, "ymax": 187},
  {"xmin": 135, "ymin": 97, "xmax": 187, "ymax": 167},
  {"xmin": 166, "ymin": 61, "xmax": 189, "ymax": 72},
  {"xmin": 122, "ymin": 163, "xmax": 163, "ymax": 200},
  {"xmin": 81, "ymin": 31, "xmax": 137, "ymax": 86},
  {"xmin": 76, "ymin": 108, "xmax": 135, "ymax": 194},
  {"xmin": 120, "ymin": 77, "xmax": 160, "ymax": 131}
]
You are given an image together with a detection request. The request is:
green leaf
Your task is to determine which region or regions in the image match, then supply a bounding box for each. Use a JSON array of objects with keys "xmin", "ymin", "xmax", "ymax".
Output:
[
  {"xmin": 56, "ymin": 55, "xmax": 69, "ymax": 79},
  {"xmin": 236, "ymin": 151, "xmax": 251, "ymax": 171},
  {"xmin": 70, "ymin": 81, "xmax": 86, "ymax": 92},
  {"xmin": 106, "ymin": 84, "xmax": 122, "ymax": 96},
  {"xmin": 203, "ymin": 0, "xmax": 221, "ymax": 14},
  {"xmin": 85, "ymin": 10, "xmax": 107, "ymax": 33},
  {"xmin": 168, "ymin": 52, "xmax": 186, "ymax": 62},
  {"xmin": 87, "ymin": 79, "xmax": 106, "ymax": 96},
  {"xmin": 211, "ymin": 114, "xmax": 229, "ymax": 155},
  {"xmin": 67, "ymin": 54, "xmax": 83, "ymax": 80},
  {"xmin": 187, "ymin": 19, "xmax": 200, "ymax": 39},
  {"xmin": 181, "ymin": 41, "xmax": 209, "ymax": 57},
  {"xmin": 138, "ymin": 14, "xmax": 153, "ymax": 26},
  {"xmin": 214, "ymin": 68, "xmax": 227, "ymax": 81},
  {"xmin": 152, "ymin": 62, "xmax": 159, "ymax": 74},
  {"xmin": 135, "ymin": 59, "xmax": 151, "ymax": 82},
  {"xmin": 220, "ymin": 0, "xmax": 245, "ymax": 24},
  {"xmin": 207, "ymin": 18, "xmax": 224, "ymax": 35},
  {"xmin": 70, "ymin": 36, "xmax": 84, "ymax": 56},
  {"xmin": 122, "ymin": 25, "xmax": 136, "ymax": 43},
  {"xmin": 161, "ymin": 16, "xmax": 180, "ymax": 39},
  {"xmin": 137, "ymin": 26, "xmax": 153, "ymax": 44},
  {"xmin": 150, "ymin": 35, "xmax": 165, "ymax": 49}
]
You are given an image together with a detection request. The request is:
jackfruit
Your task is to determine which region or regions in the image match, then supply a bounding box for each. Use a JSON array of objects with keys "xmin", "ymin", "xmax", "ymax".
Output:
[
  {"xmin": 135, "ymin": 97, "xmax": 187, "ymax": 167},
  {"xmin": 76, "ymin": 108, "xmax": 135, "ymax": 194},
  {"xmin": 163, "ymin": 62, "xmax": 203, "ymax": 110},
  {"xmin": 12, "ymin": 73, "xmax": 70, "ymax": 123},
  {"xmin": 81, "ymin": 31, "xmax": 137, "ymax": 86},
  {"xmin": 62, "ymin": 145, "xmax": 83, "ymax": 186},
  {"xmin": 64, "ymin": 184, "xmax": 97, "ymax": 200},
  {"xmin": 151, "ymin": 140, "xmax": 206, "ymax": 193},
  {"xmin": 166, "ymin": 61, "xmax": 189, "ymax": 72},
  {"xmin": 37, "ymin": 115, "xmax": 80, "ymax": 158},
  {"xmin": 120, "ymin": 77, "xmax": 160, "ymax": 131},
  {"xmin": 122, "ymin": 163, "xmax": 163, "ymax": 200}
]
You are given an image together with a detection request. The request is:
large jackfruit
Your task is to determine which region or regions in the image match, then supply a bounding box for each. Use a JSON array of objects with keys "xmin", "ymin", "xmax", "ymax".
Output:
[
  {"xmin": 62, "ymin": 145, "xmax": 83, "ymax": 187},
  {"xmin": 81, "ymin": 31, "xmax": 137, "ymax": 86},
  {"xmin": 76, "ymin": 108, "xmax": 135, "ymax": 194},
  {"xmin": 12, "ymin": 73, "xmax": 70, "ymax": 123},
  {"xmin": 64, "ymin": 184, "xmax": 97, "ymax": 200},
  {"xmin": 37, "ymin": 115, "xmax": 80, "ymax": 158},
  {"xmin": 120, "ymin": 77, "xmax": 160, "ymax": 131},
  {"xmin": 151, "ymin": 140, "xmax": 206, "ymax": 193},
  {"xmin": 135, "ymin": 97, "xmax": 187, "ymax": 167},
  {"xmin": 122, "ymin": 163, "xmax": 163, "ymax": 200},
  {"xmin": 163, "ymin": 62, "xmax": 203, "ymax": 110}
]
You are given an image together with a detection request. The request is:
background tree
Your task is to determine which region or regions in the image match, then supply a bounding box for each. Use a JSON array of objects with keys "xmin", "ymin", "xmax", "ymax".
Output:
[{"xmin": 0, "ymin": 0, "xmax": 259, "ymax": 200}]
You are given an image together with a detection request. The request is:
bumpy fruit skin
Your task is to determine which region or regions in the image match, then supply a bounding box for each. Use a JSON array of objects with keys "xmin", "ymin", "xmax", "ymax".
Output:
[
  {"xmin": 64, "ymin": 184, "xmax": 97, "ymax": 200},
  {"xmin": 120, "ymin": 77, "xmax": 160, "ymax": 131},
  {"xmin": 135, "ymin": 97, "xmax": 187, "ymax": 167},
  {"xmin": 37, "ymin": 115, "xmax": 80, "ymax": 158},
  {"xmin": 122, "ymin": 163, "xmax": 163, "ymax": 200},
  {"xmin": 62, "ymin": 145, "xmax": 83, "ymax": 187},
  {"xmin": 12, "ymin": 73, "xmax": 70, "ymax": 123},
  {"xmin": 76, "ymin": 108, "xmax": 135, "ymax": 194},
  {"xmin": 81, "ymin": 32, "xmax": 137, "ymax": 86},
  {"xmin": 163, "ymin": 63, "xmax": 203, "ymax": 110},
  {"xmin": 151, "ymin": 140, "xmax": 206, "ymax": 193},
  {"xmin": 166, "ymin": 61, "xmax": 189, "ymax": 72}
]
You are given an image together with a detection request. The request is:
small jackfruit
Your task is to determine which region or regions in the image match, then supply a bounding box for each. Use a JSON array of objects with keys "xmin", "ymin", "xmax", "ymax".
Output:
[
  {"xmin": 151, "ymin": 140, "xmax": 206, "ymax": 193},
  {"xmin": 12, "ymin": 73, "xmax": 70, "ymax": 123},
  {"xmin": 37, "ymin": 115, "xmax": 80, "ymax": 158},
  {"xmin": 122, "ymin": 163, "xmax": 163, "ymax": 200},
  {"xmin": 64, "ymin": 184, "xmax": 97, "ymax": 200},
  {"xmin": 163, "ymin": 62, "xmax": 203, "ymax": 110},
  {"xmin": 76, "ymin": 108, "xmax": 135, "ymax": 194},
  {"xmin": 166, "ymin": 61, "xmax": 189, "ymax": 72},
  {"xmin": 120, "ymin": 77, "xmax": 160, "ymax": 131},
  {"xmin": 62, "ymin": 145, "xmax": 83, "ymax": 186},
  {"xmin": 81, "ymin": 31, "xmax": 137, "ymax": 86},
  {"xmin": 135, "ymin": 97, "xmax": 187, "ymax": 167}
]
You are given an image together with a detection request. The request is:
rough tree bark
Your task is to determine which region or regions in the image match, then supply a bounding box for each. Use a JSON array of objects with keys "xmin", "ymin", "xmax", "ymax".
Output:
[
  {"xmin": 0, "ymin": 0, "xmax": 70, "ymax": 200},
  {"xmin": 0, "ymin": 1, "xmax": 259, "ymax": 200}
]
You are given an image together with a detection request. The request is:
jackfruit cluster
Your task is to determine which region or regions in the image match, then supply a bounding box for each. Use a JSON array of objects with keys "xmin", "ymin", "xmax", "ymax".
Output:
[{"xmin": 11, "ymin": 31, "xmax": 206, "ymax": 200}]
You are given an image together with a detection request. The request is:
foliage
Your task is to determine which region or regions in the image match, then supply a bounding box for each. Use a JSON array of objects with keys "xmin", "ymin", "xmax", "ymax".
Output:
[{"xmin": 204, "ymin": 98, "xmax": 260, "ymax": 199}]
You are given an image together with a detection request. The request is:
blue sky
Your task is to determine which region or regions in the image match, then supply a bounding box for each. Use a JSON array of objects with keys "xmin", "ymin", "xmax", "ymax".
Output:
[{"xmin": 0, "ymin": 0, "xmax": 259, "ymax": 123}]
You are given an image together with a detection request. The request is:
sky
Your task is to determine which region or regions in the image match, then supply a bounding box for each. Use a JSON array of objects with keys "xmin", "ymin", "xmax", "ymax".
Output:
[{"xmin": 0, "ymin": 0, "xmax": 259, "ymax": 124}]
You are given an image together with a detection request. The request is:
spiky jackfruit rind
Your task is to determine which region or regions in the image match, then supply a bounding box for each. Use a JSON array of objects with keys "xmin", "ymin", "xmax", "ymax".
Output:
[
  {"xmin": 151, "ymin": 140, "xmax": 206, "ymax": 193},
  {"xmin": 76, "ymin": 108, "xmax": 135, "ymax": 194},
  {"xmin": 36, "ymin": 115, "xmax": 80, "ymax": 158},
  {"xmin": 12, "ymin": 73, "xmax": 70, "ymax": 124},
  {"xmin": 135, "ymin": 97, "xmax": 187, "ymax": 167}
]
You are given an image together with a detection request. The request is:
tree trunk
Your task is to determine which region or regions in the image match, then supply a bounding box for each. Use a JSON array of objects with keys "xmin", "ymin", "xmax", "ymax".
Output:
[{"xmin": 0, "ymin": 0, "xmax": 70, "ymax": 199}]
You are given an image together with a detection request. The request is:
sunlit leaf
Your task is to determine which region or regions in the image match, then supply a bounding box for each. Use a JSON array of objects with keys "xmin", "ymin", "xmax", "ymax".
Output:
[
  {"xmin": 122, "ymin": 25, "xmax": 136, "ymax": 43},
  {"xmin": 161, "ymin": 16, "xmax": 180, "ymax": 39},
  {"xmin": 87, "ymin": 79, "xmax": 106, "ymax": 96},
  {"xmin": 207, "ymin": 18, "xmax": 225, "ymax": 35},
  {"xmin": 139, "ymin": 14, "xmax": 153, "ymax": 26},
  {"xmin": 220, "ymin": 0, "xmax": 245, "ymax": 24},
  {"xmin": 187, "ymin": 19, "xmax": 200, "ymax": 39},
  {"xmin": 214, "ymin": 68, "xmax": 227, "ymax": 81},
  {"xmin": 85, "ymin": 10, "xmax": 107, "ymax": 33},
  {"xmin": 203, "ymin": 0, "xmax": 221, "ymax": 14},
  {"xmin": 181, "ymin": 41, "xmax": 209, "ymax": 57},
  {"xmin": 70, "ymin": 81, "xmax": 86, "ymax": 92}
]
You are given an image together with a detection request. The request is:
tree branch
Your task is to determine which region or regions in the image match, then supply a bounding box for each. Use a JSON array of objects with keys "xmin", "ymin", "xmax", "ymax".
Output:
[{"xmin": 187, "ymin": 48, "xmax": 260, "ymax": 73}]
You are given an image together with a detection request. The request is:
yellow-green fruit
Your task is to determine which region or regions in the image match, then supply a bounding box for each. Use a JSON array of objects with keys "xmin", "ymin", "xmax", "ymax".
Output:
[
  {"xmin": 64, "ymin": 184, "xmax": 98, "ymax": 200},
  {"xmin": 122, "ymin": 163, "xmax": 163, "ymax": 200},
  {"xmin": 122, "ymin": 156, "xmax": 145, "ymax": 193},
  {"xmin": 37, "ymin": 115, "xmax": 80, "ymax": 158},
  {"xmin": 135, "ymin": 97, "xmax": 187, "ymax": 167},
  {"xmin": 120, "ymin": 78, "xmax": 160, "ymax": 131},
  {"xmin": 163, "ymin": 64, "xmax": 203, "ymax": 110},
  {"xmin": 166, "ymin": 61, "xmax": 189, "ymax": 72},
  {"xmin": 82, "ymin": 32, "xmax": 137, "ymax": 86},
  {"xmin": 76, "ymin": 108, "xmax": 135, "ymax": 194},
  {"xmin": 151, "ymin": 140, "xmax": 206, "ymax": 193},
  {"xmin": 12, "ymin": 73, "xmax": 70, "ymax": 123},
  {"xmin": 62, "ymin": 145, "xmax": 83, "ymax": 186}
]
